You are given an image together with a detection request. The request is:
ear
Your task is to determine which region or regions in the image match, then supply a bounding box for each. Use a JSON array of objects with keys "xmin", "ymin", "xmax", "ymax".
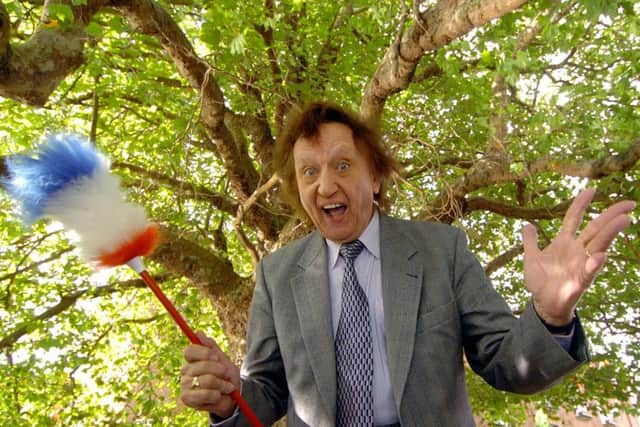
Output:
[{"xmin": 372, "ymin": 172, "xmax": 381, "ymax": 195}]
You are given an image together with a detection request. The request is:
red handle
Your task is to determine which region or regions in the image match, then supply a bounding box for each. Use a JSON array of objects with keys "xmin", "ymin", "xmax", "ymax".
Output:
[{"xmin": 139, "ymin": 270, "xmax": 264, "ymax": 427}]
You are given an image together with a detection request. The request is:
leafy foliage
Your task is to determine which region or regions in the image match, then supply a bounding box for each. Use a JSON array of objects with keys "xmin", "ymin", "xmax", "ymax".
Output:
[{"xmin": 0, "ymin": 0, "xmax": 638, "ymax": 424}]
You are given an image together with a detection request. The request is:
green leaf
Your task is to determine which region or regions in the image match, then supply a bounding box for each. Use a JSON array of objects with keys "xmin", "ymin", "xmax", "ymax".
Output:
[
  {"xmin": 201, "ymin": 24, "xmax": 222, "ymax": 47},
  {"xmin": 1, "ymin": 0, "xmax": 639, "ymax": 424},
  {"xmin": 47, "ymin": 3, "xmax": 74, "ymax": 25},
  {"xmin": 86, "ymin": 21, "xmax": 103, "ymax": 38},
  {"xmin": 229, "ymin": 33, "xmax": 246, "ymax": 55}
]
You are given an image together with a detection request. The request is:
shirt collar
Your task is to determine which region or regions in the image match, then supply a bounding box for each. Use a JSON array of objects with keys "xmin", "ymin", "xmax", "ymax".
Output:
[{"xmin": 326, "ymin": 209, "xmax": 380, "ymax": 268}]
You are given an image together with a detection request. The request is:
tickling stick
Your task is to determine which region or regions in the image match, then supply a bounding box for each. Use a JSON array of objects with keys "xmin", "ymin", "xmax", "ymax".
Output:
[
  {"xmin": 128, "ymin": 257, "xmax": 263, "ymax": 427},
  {"xmin": 4, "ymin": 134, "xmax": 263, "ymax": 427},
  {"xmin": 129, "ymin": 257, "xmax": 202, "ymax": 344}
]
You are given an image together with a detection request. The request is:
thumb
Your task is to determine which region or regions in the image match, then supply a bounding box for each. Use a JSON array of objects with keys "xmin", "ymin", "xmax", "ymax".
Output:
[
  {"xmin": 522, "ymin": 223, "xmax": 539, "ymax": 256},
  {"xmin": 196, "ymin": 331, "xmax": 236, "ymax": 369},
  {"xmin": 195, "ymin": 331, "xmax": 220, "ymax": 350}
]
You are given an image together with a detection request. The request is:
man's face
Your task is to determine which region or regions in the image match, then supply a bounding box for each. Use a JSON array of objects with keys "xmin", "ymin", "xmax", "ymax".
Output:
[{"xmin": 293, "ymin": 122, "xmax": 381, "ymax": 243}]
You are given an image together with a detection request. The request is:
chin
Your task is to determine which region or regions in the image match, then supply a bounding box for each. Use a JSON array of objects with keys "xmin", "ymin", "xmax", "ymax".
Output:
[
  {"xmin": 324, "ymin": 231, "xmax": 355, "ymax": 244},
  {"xmin": 316, "ymin": 220, "xmax": 357, "ymax": 243}
]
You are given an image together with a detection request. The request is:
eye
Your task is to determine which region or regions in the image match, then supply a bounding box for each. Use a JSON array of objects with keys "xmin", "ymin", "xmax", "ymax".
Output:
[
  {"xmin": 337, "ymin": 161, "xmax": 350, "ymax": 172},
  {"xmin": 302, "ymin": 167, "xmax": 316, "ymax": 177}
]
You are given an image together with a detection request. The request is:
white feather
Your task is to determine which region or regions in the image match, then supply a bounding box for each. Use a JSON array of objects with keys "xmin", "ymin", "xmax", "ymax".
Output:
[{"xmin": 43, "ymin": 160, "xmax": 150, "ymax": 260}]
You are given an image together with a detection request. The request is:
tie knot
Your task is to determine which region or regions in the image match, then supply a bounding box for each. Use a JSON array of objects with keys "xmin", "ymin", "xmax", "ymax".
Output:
[{"xmin": 339, "ymin": 240, "xmax": 365, "ymax": 261}]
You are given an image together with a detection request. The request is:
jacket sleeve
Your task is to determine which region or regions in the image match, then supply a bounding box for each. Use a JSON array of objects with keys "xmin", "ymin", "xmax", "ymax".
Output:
[
  {"xmin": 235, "ymin": 259, "xmax": 289, "ymax": 426},
  {"xmin": 452, "ymin": 228, "xmax": 589, "ymax": 394}
]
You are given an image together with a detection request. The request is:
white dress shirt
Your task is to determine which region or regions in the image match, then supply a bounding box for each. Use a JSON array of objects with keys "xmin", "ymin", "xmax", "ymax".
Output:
[
  {"xmin": 325, "ymin": 211, "xmax": 399, "ymax": 425},
  {"xmin": 212, "ymin": 210, "xmax": 575, "ymax": 426}
]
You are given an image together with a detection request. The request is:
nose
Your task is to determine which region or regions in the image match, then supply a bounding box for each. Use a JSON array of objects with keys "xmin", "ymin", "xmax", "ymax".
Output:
[{"xmin": 317, "ymin": 169, "xmax": 338, "ymax": 197}]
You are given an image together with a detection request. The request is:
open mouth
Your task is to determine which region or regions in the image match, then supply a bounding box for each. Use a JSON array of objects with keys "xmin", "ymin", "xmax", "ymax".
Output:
[{"xmin": 322, "ymin": 203, "xmax": 347, "ymax": 218}]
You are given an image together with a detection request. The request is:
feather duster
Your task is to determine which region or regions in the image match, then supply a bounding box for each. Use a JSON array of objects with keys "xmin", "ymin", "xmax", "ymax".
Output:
[
  {"xmin": 4, "ymin": 134, "xmax": 262, "ymax": 427},
  {"xmin": 5, "ymin": 134, "xmax": 159, "ymax": 267}
]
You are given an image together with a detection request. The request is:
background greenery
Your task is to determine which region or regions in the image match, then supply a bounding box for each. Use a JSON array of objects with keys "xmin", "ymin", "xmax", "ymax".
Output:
[{"xmin": 0, "ymin": 0, "xmax": 638, "ymax": 425}]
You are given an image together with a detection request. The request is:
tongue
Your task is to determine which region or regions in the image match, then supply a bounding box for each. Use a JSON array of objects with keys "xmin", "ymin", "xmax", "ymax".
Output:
[{"xmin": 326, "ymin": 206, "xmax": 346, "ymax": 218}]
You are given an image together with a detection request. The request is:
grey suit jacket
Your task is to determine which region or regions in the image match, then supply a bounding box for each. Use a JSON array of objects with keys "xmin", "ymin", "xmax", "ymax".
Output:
[{"xmin": 234, "ymin": 215, "xmax": 588, "ymax": 426}]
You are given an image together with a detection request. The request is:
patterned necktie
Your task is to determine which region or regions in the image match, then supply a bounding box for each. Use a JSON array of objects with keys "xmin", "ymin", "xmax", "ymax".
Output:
[{"xmin": 335, "ymin": 240, "xmax": 373, "ymax": 426}]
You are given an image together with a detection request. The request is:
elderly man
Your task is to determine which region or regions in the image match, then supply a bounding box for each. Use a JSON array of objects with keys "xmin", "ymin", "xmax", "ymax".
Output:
[{"xmin": 179, "ymin": 102, "xmax": 635, "ymax": 426}]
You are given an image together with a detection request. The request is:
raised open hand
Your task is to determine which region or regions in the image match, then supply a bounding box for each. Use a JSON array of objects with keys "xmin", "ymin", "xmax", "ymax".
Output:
[{"xmin": 522, "ymin": 188, "xmax": 635, "ymax": 325}]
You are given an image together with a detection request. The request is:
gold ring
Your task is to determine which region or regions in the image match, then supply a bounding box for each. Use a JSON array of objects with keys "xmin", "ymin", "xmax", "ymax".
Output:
[
  {"xmin": 191, "ymin": 376, "xmax": 200, "ymax": 389},
  {"xmin": 584, "ymin": 247, "xmax": 592, "ymax": 258}
]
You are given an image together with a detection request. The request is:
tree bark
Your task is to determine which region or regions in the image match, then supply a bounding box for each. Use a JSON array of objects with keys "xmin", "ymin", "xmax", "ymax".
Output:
[
  {"xmin": 0, "ymin": 0, "xmax": 109, "ymax": 105},
  {"xmin": 149, "ymin": 226, "xmax": 252, "ymax": 355},
  {"xmin": 418, "ymin": 139, "xmax": 640, "ymax": 223},
  {"xmin": 360, "ymin": 0, "xmax": 529, "ymax": 121}
]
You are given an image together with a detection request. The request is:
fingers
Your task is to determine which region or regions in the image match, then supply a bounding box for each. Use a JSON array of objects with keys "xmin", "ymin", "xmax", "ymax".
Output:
[
  {"xmin": 181, "ymin": 350, "xmax": 238, "ymax": 390},
  {"xmin": 559, "ymin": 188, "xmax": 596, "ymax": 236},
  {"xmin": 183, "ymin": 332, "xmax": 225, "ymax": 363},
  {"xmin": 180, "ymin": 359, "xmax": 237, "ymax": 417},
  {"xmin": 180, "ymin": 378, "xmax": 236, "ymax": 416},
  {"xmin": 521, "ymin": 223, "xmax": 539, "ymax": 256},
  {"xmin": 584, "ymin": 212, "xmax": 633, "ymax": 255},
  {"xmin": 183, "ymin": 343, "xmax": 218, "ymax": 363},
  {"xmin": 181, "ymin": 385, "xmax": 226, "ymax": 406},
  {"xmin": 180, "ymin": 371, "xmax": 236, "ymax": 395},
  {"xmin": 584, "ymin": 252, "xmax": 606, "ymax": 281},
  {"xmin": 180, "ymin": 332, "xmax": 239, "ymax": 417},
  {"xmin": 579, "ymin": 200, "xmax": 636, "ymax": 246},
  {"xmin": 196, "ymin": 331, "xmax": 217, "ymax": 347},
  {"xmin": 181, "ymin": 358, "xmax": 228, "ymax": 379}
]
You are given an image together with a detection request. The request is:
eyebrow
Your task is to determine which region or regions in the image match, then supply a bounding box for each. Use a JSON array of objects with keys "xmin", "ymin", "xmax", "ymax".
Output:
[
  {"xmin": 329, "ymin": 145, "xmax": 355, "ymax": 157},
  {"xmin": 294, "ymin": 141, "xmax": 357, "ymax": 167},
  {"xmin": 294, "ymin": 153, "xmax": 317, "ymax": 167}
]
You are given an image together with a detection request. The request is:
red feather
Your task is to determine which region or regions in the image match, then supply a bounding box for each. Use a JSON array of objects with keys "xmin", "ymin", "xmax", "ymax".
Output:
[{"xmin": 95, "ymin": 224, "xmax": 161, "ymax": 267}]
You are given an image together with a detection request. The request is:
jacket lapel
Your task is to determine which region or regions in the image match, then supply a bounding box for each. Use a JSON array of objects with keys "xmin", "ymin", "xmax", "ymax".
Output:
[
  {"xmin": 380, "ymin": 215, "xmax": 423, "ymax": 410},
  {"xmin": 288, "ymin": 217, "xmax": 423, "ymax": 421},
  {"xmin": 290, "ymin": 232, "xmax": 337, "ymax": 422}
]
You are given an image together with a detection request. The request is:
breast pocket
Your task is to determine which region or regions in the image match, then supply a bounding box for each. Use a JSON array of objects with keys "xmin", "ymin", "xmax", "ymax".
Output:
[{"xmin": 415, "ymin": 299, "xmax": 457, "ymax": 335}]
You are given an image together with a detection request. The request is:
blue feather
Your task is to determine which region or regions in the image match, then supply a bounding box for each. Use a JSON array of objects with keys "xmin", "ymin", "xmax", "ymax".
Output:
[{"xmin": 4, "ymin": 134, "xmax": 102, "ymax": 223}]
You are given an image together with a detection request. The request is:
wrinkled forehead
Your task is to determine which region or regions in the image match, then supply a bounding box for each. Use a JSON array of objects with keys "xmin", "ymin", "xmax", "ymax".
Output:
[
  {"xmin": 297, "ymin": 121, "xmax": 352, "ymax": 142},
  {"xmin": 293, "ymin": 121, "xmax": 371, "ymax": 158}
]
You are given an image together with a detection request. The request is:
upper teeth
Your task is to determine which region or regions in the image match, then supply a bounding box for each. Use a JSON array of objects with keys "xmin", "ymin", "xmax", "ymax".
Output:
[{"xmin": 324, "ymin": 204, "xmax": 342, "ymax": 209}]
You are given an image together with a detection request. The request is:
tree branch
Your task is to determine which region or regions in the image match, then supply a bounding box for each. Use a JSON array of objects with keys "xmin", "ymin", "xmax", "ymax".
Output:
[
  {"xmin": 252, "ymin": 0, "xmax": 292, "ymax": 137},
  {"xmin": 253, "ymin": 0, "xmax": 282, "ymax": 85},
  {"xmin": 89, "ymin": 75, "xmax": 99, "ymax": 143},
  {"xmin": 0, "ymin": 0, "xmax": 110, "ymax": 105},
  {"xmin": 148, "ymin": 225, "xmax": 255, "ymax": 355},
  {"xmin": 419, "ymin": 139, "xmax": 640, "ymax": 222},
  {"xmin": 234, "ymin": 174, "xmax": 281, "ymax": 266},
  {"xmin": 112, "ymin": 161, "xmax": 238, "ymax": 215},
  {"xmin": 0, "ymin": 247, "xmax": 74, "ymax": 284},
  {"xmin": 485, "ymin": 244, "xmax": 523, "ymax": 276},
  {"xmin": 0, "ymin": 276, "xmax": 167, "ymax": 351},
  {"xmin": 0, "ymin": 2, "xmax": 10, "ymax": 74},
  {"xmin": 361, "ymin": 0, "xmax": 529, "ymax": 121},
  {"xmin": 224, "ymin": 110, "xmax": 275, "ymax": 172},
  {"xmin": 111, "ymin": 1, "xmax": 283, "ymax": 240},
  {"xmin": 314, "ymin": 2, "xmax": 354, "ymax": 92},
  {"xmin": 465, "ymin": 196, "xmax": 573, "ymax": 220},
  {"xmin": 149, "ymin": 226, "xmax": 245, "ymax": 298},
  {"xmin": 119, "ymin": 131, "xmax": 281, "ymax": 243},
  {"xmin": 402, "ymin": 156, "xmax": 474, "ymax": 179},
  {"xmin": 480, "ymin": 4, "xmax": 559, "ymax": 184}
]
